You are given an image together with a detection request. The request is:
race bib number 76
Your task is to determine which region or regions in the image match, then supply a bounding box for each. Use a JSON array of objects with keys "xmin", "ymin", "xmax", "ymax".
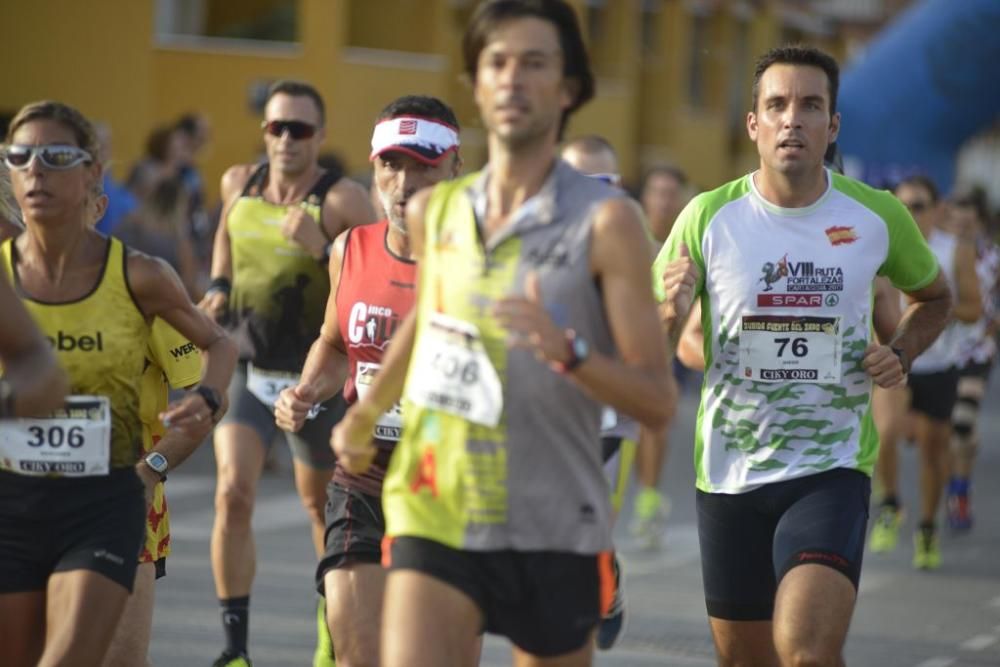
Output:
[{"xmin": 739, "ymin": 315, "xmax": 842, "ymax": 383}]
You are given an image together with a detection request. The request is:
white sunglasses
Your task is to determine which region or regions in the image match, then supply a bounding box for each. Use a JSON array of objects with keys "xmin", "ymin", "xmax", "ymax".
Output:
[{"xmin": 3, "ymin": 144, "xmax": 93, "ymax": 171}]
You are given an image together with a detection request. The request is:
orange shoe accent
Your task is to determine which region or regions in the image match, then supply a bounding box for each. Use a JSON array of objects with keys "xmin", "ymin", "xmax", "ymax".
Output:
[{"xmin": 597, "ymin": 551, "xmax": 615, "ymax": 617}]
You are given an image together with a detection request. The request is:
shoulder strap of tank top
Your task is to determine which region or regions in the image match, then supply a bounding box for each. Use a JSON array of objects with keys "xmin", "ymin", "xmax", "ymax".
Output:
[
  {"xmin": 113, "ymin": 237, "xmax": 148, "ymax": 318},
  {"xmin": 306, "ymin": 169, "xmax": 342, "ymax": 204},
  {"xmin": 239, "ymin": 163, "xmax": 270, "ymax": 198}
]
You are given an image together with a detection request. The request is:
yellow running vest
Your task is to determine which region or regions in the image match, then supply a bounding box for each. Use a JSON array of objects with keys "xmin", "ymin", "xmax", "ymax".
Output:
[
  {"xmin": 227, "ymin": 165, "xmax": 336, "ymax": 371},
  {"xmin": 1, "ymin": 237, "xmax": 149, "ymax": 470}
]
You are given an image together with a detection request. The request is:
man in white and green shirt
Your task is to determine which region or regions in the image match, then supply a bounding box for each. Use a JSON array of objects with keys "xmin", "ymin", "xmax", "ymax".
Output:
[{"xmin": 656, "ymin": 45, "xmax": 952, "ymax": 666}]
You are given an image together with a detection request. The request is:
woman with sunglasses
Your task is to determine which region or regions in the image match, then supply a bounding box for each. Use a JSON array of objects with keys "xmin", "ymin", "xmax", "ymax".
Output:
[{"xmin": 0, "ymin": 100, "xmax": 238, "ymax": 667}]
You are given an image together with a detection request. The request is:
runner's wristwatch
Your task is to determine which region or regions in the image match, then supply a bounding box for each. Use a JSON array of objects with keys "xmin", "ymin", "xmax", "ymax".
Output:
[
  {"xmin": 552, "ymin": 330, "xmax": 589, "ymax": 374},
  {"xmin": 143, "ymin": 452, "xmax": 169, "ymax": 481}
]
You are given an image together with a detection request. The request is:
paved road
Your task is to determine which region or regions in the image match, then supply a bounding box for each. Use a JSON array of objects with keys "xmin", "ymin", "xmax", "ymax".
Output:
[{"xmin": 150, "ymin": 380, "xmax": 1000, "ymax": 666}]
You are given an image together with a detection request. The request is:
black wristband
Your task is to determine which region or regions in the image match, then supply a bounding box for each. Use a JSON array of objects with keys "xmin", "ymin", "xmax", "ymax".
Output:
[
  {"xmin": 0, "ymin": 378, "xmax": 15, "ymax": 418},
  {"xmin": 194, "ymin": 385, "xmax": 223, "ymax": 417},
  {"xmin": 206, "ymin": 276, "xmax": 231, "ymax": 297}
]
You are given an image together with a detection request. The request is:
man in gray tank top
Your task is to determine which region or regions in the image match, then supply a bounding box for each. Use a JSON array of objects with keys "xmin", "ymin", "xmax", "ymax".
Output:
[{"xmin": 330, "ymin": 1, "xmax": 676, "ymax": 665}]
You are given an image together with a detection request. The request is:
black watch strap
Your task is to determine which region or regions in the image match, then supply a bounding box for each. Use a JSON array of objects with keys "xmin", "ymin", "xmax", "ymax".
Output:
[{"xmin": 194, "ymin": 385, "xmax": 222, "ymax": 416}]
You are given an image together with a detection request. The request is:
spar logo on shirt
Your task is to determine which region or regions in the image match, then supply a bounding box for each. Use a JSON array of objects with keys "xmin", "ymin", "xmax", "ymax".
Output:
[{"xmin": 757, "ymin": 253, "xmax": 844, "ymax": 308}]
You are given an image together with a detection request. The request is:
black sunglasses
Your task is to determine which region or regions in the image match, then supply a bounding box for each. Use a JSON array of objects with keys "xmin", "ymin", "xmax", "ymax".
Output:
[
  {"xmin": 261, "ymin": 120, "xmax": 317, "ymax": 140},
  {"xmin": 905, "ymin": 201, "xmax": 930, "ymax": 215}
]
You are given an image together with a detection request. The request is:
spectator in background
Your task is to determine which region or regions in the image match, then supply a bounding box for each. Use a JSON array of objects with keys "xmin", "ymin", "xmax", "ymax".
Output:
[
  {"xmin": 640, "ymin": 164, "xmax": 689, "ymax": 243},
  {"xmin": 175, "ymin": 113, "xmax": 212, "ymax": 252},
  {"xmin": 175, "ymin": 112, "xmax": 211, "ymax": 158},
  {"xmin": 115, "ymin": 173, "xmax": 200, "ymax": 298},
  {"xmin": 1, "ymin": 113, "xmax": 22, "ymax": 240},
  {"xmin": 942, "ymin": 186, "xmax": 1000, "ymax": 531},
  {"xmin": 93, "ymin": 122, "xmax": 139, "ymax": 236},
  {"xmin": 128, "ymin": 125, "xmax": 188, "ymax": 200},
  {"xmin": 0, "ymin": 164, "xmax": 22, "ymax": 241}
]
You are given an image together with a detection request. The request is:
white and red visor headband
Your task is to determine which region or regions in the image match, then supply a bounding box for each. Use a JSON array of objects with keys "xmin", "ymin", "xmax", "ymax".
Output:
[{"xmin": 370, "ymin": 116, "xmax": 459, "ymax": 166}]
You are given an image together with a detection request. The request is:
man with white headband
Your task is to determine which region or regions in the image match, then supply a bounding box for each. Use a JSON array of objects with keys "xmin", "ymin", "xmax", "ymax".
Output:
[{"xmin": 275, "ymin": 95, "xmax": 461, "ymax": 666}]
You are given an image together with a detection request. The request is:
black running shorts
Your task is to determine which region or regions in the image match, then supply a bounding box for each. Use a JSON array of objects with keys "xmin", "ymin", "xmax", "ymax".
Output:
[
  {"xmin": 315, "ymin": 482, "xmax": 385, "ymax": 594},
  {"xmin": 0, "ymin": 468, "xmax": 146, "ymax": 593},
  {"xmin": 697, "ymin": 467, "xmax": 870, "ymax": 621},
  {"xmin": 386, "ymin": 536, "xmax": 613, "ymax": 657},
  {"xmin": 908, "ymin": 368, "xmax": 960, "ymax": 422}
]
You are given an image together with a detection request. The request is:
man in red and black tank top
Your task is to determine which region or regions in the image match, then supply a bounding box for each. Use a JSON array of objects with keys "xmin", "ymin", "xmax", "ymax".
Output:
[
  {"xmin": 330, "ymin": 212, "xmax": 416, "ymax": 493},
  {"xmin": 275, "ymin": 95, "xmax": 461, "ymax": 665}
]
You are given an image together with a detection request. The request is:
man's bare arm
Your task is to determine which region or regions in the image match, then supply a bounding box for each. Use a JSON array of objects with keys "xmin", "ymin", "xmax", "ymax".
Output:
[{"xmin": 893, "ymin": 270, "xmax": 953, "ymax": 364}]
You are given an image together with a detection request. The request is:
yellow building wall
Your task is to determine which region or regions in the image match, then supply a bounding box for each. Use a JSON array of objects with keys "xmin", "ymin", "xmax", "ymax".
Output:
[
  {"xmin": 0, "ymin": 0, "xmax": 848, "ymax": 205},
  {"xmin": 0, "ymin": 0, "xmax": 154, "ymax": 181},
  {"xmin": 347, "ymin": 0, "xmax": 440, "ymax": 53}
]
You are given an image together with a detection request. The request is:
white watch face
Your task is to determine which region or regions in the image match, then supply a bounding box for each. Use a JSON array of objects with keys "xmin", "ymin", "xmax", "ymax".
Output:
[{"xmin": 146, "ymin": 453, "xmax": 168, "ymax": 473}]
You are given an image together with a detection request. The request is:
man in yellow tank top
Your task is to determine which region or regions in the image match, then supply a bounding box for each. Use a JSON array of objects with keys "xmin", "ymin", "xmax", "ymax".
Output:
[
  {"xmin": 104, "ymin": 319, "xmax": 201, "ymax": 667},
  {"xmin": 200, "ymin": 80, "xmax": 375, "ymax": 667}
]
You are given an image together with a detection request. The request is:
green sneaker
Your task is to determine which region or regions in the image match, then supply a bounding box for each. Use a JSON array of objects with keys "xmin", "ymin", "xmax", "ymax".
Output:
[
  {"xmin": 869, "ymin": 505, "xmax": 903, "ymax": 553},
  {"xmin": 912, "ymin": 527, "xmax": 942, "ymax": 570},
  {"xmin": 212, "ymin": 652, "xmax": 252, "ymax": 667},
  {"xmin": 313, "ymin": 596, "xmax": 337, "ymax": 667},
  {"xmin": 629, "ymin": 488, "xmax": 670, "ymax": 551}
]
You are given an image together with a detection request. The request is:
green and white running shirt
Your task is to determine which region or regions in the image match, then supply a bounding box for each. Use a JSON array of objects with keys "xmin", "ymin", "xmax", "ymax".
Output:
[{"xmin": 654, "ymin": 170, "xmax": 939, "ymax": 494}]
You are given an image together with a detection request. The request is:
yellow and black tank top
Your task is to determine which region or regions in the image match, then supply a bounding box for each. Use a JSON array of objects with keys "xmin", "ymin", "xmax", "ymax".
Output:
[
  {"xmin": 1, "ymin": 237, "xmax": 149, "ymax": 469},
  {"xmin": 227, "ymin": 164, "xmax": 340, "ymax": 371}
]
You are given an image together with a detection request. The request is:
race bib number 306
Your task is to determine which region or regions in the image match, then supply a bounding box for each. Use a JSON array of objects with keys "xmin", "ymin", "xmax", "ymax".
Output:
[
  {"xmin": 0, "ymin": 396, "xmax": 111, "ymax": 477},
  {"xmin": 405, "ymin": 313, "xmax": 504, "ymax": 427},
  {"xmin": 739, "ymin": 315, "xmax": 842, "ymax": 383}
]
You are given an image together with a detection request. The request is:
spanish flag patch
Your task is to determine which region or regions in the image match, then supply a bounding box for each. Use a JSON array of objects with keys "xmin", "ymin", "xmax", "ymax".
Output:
[{"xmin": 825, "ymin": 225, "xmax": 858, "ymax": 246}]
